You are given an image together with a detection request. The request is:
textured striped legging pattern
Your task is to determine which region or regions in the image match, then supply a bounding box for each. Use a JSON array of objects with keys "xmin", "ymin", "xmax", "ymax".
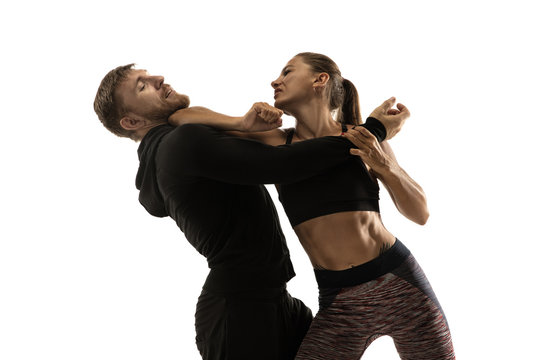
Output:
[{"xmin": 295, "ymin": 254, "xmax": 455, "ymax": 360}]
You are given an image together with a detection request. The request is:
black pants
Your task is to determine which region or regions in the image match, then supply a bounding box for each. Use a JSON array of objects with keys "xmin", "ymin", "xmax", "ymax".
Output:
[{"xmin": 194, "ymin": 286, "xmax": 313, "ymax": 360}]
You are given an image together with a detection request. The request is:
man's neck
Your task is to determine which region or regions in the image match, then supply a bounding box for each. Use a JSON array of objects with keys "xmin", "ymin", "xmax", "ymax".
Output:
[{"xmin": 135, "ymin": 121, "xmax": 168, "ymax": 141}]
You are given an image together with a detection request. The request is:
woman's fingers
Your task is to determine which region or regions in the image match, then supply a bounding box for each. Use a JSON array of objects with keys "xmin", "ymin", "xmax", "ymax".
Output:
[
  {"xmin": 254, "ymin": 102, "xmax": 283, "ymax": 122},
  {"xmin": 349, "ymin": 148, "xmax": 365, "ymax": 157},
  {"xmin": 342, "ymin": 131, "xmax": 366, "ymax": 146},
  {"xmin": 344, "ymin": 126, "xmax": 377, "ymax": 145}
]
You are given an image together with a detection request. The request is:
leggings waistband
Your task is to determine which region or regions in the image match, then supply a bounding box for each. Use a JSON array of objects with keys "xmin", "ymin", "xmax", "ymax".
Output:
[{"xmin": 314, "ymin": 238, "xmax": 411, "ymax": 289}]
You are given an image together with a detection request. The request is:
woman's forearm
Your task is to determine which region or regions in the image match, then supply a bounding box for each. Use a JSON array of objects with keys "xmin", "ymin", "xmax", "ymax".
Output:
[
  {"xmin": 168, "ymin": 106, "xmax": 244, "ymax": 130},
  {"xmin": 374, "ymin": 162, "xmax": 429, "ymax": 225},
  {"xmin": 343, "ymin": 129, "xmax": 430, "ymax": 226}
]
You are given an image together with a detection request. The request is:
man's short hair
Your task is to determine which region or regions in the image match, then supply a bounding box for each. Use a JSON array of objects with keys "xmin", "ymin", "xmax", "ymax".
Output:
[{"xmin": 94, "ymin": 63, "xmax": 135, "ymax": 139}]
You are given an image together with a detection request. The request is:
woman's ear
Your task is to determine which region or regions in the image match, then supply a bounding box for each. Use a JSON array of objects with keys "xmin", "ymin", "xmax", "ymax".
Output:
[{"xmin": 313, "ymin": 72, "xmax": 330, "ymax": 92}]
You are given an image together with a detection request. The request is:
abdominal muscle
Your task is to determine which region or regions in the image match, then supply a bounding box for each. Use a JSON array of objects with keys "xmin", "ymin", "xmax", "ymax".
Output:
[{"xmin": 293, "ymin": 210, "xmax": 396, "ymax": 271}]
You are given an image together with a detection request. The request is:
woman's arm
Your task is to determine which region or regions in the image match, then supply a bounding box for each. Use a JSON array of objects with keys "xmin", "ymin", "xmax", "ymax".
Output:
[
  {"xmin": 169, "ymin": 103, "xmax": 283, "ymax": 132},
  {"xmin": 343, "ymin": 127, "xmax": 429, "ymax": 225},
  {"xmin": 169, "ymin": 99, "xmax": 395, "ymax": 147},
  {"xmin": 168, "ymin": 106, "xmax": 246, "ymax": 130},
  {"xmin": 168, "ymin": 103, "xmax": 286, "ymax": 145}
]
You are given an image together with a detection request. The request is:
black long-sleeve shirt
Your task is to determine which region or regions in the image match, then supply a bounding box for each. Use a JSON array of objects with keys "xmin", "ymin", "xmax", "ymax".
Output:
[{"xmin": 135, "ymin": 121, "xmax": 385, "ymax": 289}]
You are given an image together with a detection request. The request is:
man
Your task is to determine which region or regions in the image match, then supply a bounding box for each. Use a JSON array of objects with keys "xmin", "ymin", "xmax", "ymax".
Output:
[{"xmin": 93, "ymin": 64, "xmax": 408, "ymax": 360}]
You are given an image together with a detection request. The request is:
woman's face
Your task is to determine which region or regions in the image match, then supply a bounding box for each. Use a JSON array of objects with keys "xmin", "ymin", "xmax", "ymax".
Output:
[{"xmin": 271, "ymin": 56, "xmax": 317, "ymax": 113}]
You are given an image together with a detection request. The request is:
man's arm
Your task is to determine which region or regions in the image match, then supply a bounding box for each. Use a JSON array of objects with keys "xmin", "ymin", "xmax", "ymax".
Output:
[
  {"xmin": 161, "ymin": 97, "xmax": 408, "ymax": 185},
  {"xmin": 161, "ymin": 124, "xmax": 358, "ymax": 185}
]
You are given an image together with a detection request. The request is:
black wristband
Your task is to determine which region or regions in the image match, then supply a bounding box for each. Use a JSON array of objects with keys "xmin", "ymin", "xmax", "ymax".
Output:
[{"xmin": 359, "ymin": 117, "xmax": 386, "ymax": 142}]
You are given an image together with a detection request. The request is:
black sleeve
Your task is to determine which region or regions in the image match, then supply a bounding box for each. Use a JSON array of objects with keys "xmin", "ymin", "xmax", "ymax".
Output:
[
  {"xmin": 160, "ymin": 124, "xmax": 358, "ymax": 185},
  {"xmin": 361, "ymin": 117, "xmax": 387, "ymax": 142}
]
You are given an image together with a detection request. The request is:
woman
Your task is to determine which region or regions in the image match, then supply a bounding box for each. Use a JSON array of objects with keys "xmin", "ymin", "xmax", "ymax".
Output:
[
  {"xmin": 270, "ymin": 52, "xmax": 454, "ymax": 359},
  {"xmin": 171, "ymin": 53, "xmax": 455, "ymax": 359}
]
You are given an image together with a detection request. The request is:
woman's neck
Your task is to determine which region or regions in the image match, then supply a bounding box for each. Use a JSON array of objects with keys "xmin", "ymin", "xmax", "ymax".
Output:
[{"xmin": 291, "ymin": 100, "xmax": 341, "ymax": 140}]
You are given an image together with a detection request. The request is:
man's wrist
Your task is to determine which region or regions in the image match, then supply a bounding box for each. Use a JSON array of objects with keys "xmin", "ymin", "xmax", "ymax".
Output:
[{"xmin": 359, "ymin": 117, "xmax": 387, "ymax": 142}]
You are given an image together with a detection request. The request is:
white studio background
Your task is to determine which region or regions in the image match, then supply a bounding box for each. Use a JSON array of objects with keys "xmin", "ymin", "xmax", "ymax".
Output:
[{"xmin": 1, "ymin": 1, "xmax": 538, "ymax": 359}]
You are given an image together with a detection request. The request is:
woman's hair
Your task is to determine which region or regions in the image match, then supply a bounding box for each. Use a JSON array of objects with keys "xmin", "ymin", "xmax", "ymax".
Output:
[{"xmin": 295, "ymin": 52, "xmax": 361, "ymax": 125}]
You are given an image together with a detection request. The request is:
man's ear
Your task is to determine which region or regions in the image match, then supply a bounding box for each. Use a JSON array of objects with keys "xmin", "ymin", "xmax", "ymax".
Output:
[
  {"xmin": 313, "ymin": 72, "xmax": 330, "ymax": 92},
  {"xmin": 119, "ymin": 116, "xmax": 145, "ymax": 131}
]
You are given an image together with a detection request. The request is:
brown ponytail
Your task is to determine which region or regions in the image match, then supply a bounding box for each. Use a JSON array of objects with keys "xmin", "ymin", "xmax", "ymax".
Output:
[
  {"xmin": 295, "ymin": 52, "xmax": 362, "ymax": 126},
  {"xmin": 341, "ymin": 78, "xmax": 361, "ymax": 126}
]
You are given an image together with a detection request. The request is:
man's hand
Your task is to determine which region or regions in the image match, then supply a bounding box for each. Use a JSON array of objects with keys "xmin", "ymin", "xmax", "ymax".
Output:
[
  {"xmin": 241, "ymin": 102, "xmax": 283, "ymax": 132},
  {"xmin": 342, "ymin": 127, "xmax": 393, "ymax": 176},
  {"xmin": 369, "ymin": 97, "xmax": 410, "ymax": 140}
]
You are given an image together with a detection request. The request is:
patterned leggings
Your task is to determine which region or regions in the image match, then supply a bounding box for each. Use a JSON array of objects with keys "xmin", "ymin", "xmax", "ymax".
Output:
[{"xmin": 295, "ymin": 239, "xmax": 455, "ymax": 360}]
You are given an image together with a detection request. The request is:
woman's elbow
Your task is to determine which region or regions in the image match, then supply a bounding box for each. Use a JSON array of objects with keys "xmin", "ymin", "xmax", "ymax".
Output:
[
  {"xmin": 415, "ymin": 209, "xmax": 430, "ymax": 225},
  {"xmin": 168, "ymin": 112, "xmax": 187, "ymax": 126},
  {"xmin": 415, "ymin": 194, "xmax": 429, "ymax": 225},
  {"xmin": 405, "ymin": 206, "xmax": 429, "ymax": 225}
]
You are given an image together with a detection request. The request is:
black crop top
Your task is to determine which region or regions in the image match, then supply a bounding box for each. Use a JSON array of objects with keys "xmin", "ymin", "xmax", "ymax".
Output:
[{"xmin": 278, "ymin": 123, "xmax": 380, "ymax": 227}]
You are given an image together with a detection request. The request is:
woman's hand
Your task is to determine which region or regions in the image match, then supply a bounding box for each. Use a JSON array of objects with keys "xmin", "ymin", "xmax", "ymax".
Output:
[
  {"xmin": 240, "ymin": 102, "xmax": 283, "ymax": 132},
  {"xmin": 342, "ymin": 126, "xmax": 393, "ymax": 176},
  {"xmin": 368, "ymin": 97, "xmax": 410, "ymax": 140},
  {"xmin": 167, "ymin": 103, "xmax": 282, "ymax": 132},
  {"xmin": 342, "ymin": 127, "xmax": 430, "ymax": 225}
]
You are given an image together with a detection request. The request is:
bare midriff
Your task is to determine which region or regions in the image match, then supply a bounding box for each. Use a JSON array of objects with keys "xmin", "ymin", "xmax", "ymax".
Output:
[{"xmin": 293, "ymin": 211, "xmax": 396, "ymax": 271}]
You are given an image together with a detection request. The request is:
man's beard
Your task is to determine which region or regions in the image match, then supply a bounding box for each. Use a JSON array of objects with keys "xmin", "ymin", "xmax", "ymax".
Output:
[{"xmin": 147, "ymin": 94, "xmax": 190, "ymax": 122}]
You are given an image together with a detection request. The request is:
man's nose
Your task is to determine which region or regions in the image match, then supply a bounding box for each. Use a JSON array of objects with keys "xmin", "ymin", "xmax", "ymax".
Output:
[
  {"xmin": 151, "ymin": 76, "xmax": 164, "ymax": 89},
  {"xmin": 271, "ymin": 79, "xmax": 279, "ymax": 89}
]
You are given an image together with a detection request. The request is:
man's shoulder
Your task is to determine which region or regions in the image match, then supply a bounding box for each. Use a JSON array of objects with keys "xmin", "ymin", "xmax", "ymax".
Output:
[
  {"xmin": 163, "ymin": 123, "xmax": 217, "ymax": 144},
  {"xmin": 156, "ymin": 124, "xmax": 218, "ymax": 163},
  {"xmin": 175, "ymin": 123, "xmax": 216, "ymax": 134},
  {"xmin": 167, "ymin": 124, "xmax": 230, "ymax": 152}
]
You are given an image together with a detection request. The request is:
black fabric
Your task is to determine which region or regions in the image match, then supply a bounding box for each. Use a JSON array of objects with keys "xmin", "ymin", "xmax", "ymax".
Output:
[
  {"xmin": 285, "ymin": 127, "xmax": 295, "ymax": 144},
  {"xmin": 136, "ymin": 123, "xmax": 372, "ymax": 286},
  {"xmin": 363, "ymin": 116, "xmax": 387, "ymax": 142},
  {"xmin": 314, "ymin": 239, "xmax": 411, "ymax": 289},
  {"xmin": 195, "ymin": 288, "xmax": 312, "ymax": 360},
  {"xmin": 133, "ymin": 119, "xmax": 388, "ymax": 358},
  {"xmin": 279, "ymin": 123, "xmax": 380, "ymax": 227}
]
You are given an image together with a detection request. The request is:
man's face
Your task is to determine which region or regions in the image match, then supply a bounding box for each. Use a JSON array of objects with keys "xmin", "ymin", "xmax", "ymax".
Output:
[{"xmin": 115, "ymin": 69, "xmax": 190, "ymax": 122}]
